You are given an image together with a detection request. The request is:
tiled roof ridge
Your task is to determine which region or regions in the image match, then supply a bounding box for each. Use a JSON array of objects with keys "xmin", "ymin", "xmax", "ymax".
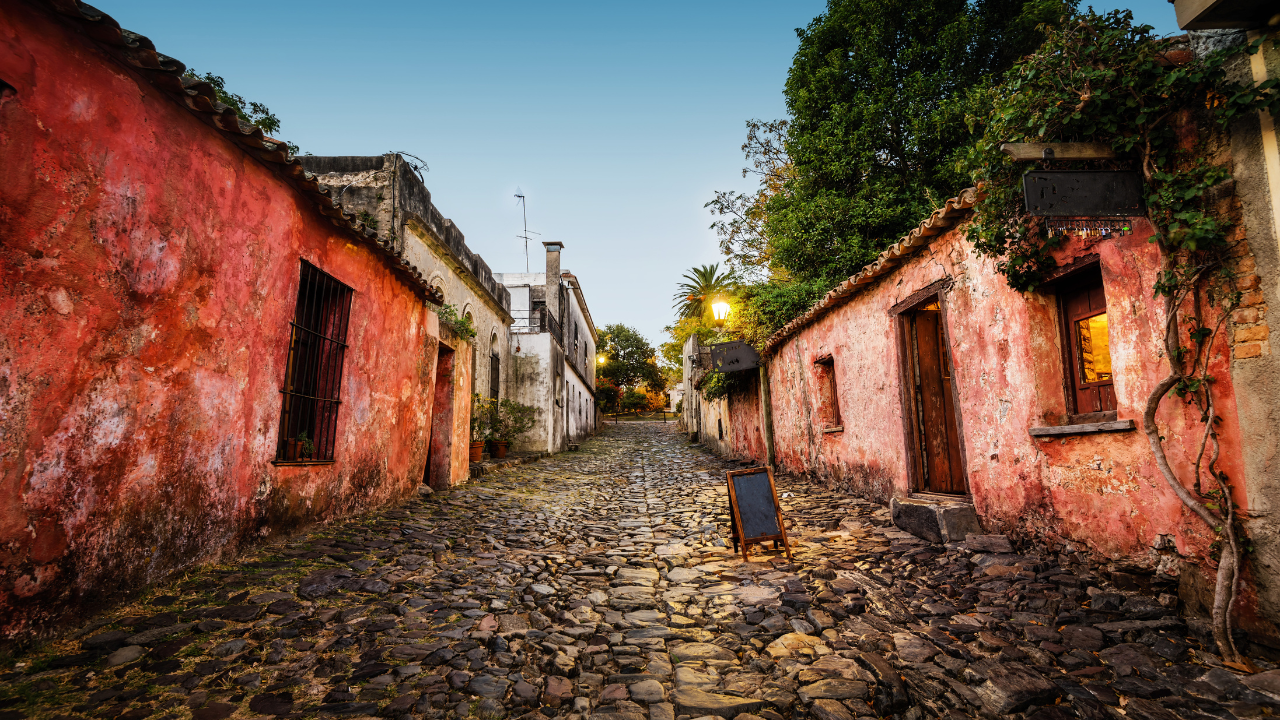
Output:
[
  {"xmin": 45, "ymin": 0, "xmax": 446, "ymax": 305},
  {"xmin": 761, "ymin": 187, "xmax": 979, "ymax": 355}
]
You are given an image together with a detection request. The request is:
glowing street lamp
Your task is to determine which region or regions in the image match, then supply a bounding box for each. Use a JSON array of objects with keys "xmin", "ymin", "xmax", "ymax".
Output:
[{"xmin": 712, "ymin": 300, "xmax": 731, "ymax": 328}]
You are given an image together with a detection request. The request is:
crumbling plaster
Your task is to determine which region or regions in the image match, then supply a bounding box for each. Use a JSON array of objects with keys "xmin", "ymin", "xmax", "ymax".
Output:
[
  {"xmin": 748, "ymin": 219, "xmax": 1267, "ymax": 631},
  {"xmin": 0, "ymin": 3, "xmax": 457, "ymax": 638}
]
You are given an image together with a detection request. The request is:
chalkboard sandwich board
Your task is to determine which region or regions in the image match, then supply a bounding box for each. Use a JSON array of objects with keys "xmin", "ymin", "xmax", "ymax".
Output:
[{"xmin": 726, "ymin": 466, "xmax": 792, "ymax": 562}]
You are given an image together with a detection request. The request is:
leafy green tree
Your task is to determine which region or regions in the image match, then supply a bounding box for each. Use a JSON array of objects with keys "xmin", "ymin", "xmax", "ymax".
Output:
[
  {"xmin": 764, "ymin": 0, "xmax": 1074, "ymax": 288},
  {"xmin": 672, "ymin": 264, "xmax": 737, "ymax": 321},
  {"xmin": 598, "ymin": 324, "xmax": 664, "ymax": 392},
  {"xmin": 724, "ymin": 279, "xmax": 828, "ymax": 349},
  {"xmin": 705, "ymin": 120, "xmax": 792, "ymax": 279}
]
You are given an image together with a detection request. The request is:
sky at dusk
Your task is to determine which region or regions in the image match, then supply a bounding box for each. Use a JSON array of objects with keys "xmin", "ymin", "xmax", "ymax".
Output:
[{"xmin": 100, "ymin": 0, "xmax": 1183, "ymax": 349}]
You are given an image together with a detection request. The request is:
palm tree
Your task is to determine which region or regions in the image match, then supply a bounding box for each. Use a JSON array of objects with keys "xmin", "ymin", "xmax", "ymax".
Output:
[{"xmin": 673, "ymin": 264, "xmax": 736, "ymax": 320}]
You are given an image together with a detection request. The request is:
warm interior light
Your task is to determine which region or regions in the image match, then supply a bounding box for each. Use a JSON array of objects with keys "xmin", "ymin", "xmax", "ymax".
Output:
[{"xmin": 712, "ymin": 301, "xmax": 731, "ymax": 322}]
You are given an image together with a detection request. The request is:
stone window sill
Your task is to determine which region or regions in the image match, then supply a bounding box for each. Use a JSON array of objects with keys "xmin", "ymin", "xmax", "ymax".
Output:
[
  {"xmin": 272, "ymin": 460, "xmax": 336, "ymax": 467},
  {"xmin": 823, "ymin": 425, "xmax": 844, "ymax": 434},
  {"xmin": 1028, "ymin": 419, "xmax": 1136, "ymax": 437}
]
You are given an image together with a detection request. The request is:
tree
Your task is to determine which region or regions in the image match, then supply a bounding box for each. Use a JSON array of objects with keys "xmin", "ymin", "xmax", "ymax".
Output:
[
  {"xmin": 705, "ymin": 120, "xmax": 792, "ymax": 280},
  {"xmin": 598, "ymin": 324, "xmax": 664, "ymax": 392},
  {"xmin": 672, "ymin": 264, "xmax": 737, "ymax": 321},
  {"xmin": 767, "ymin": 0, "xmax": 1074, "ymax": 289},
  {"xmin": 701, "ymin": 0, "xmax": 1072, "ymax": 349},
  {"xmin": 595, "ymin": 377, "xmax": 622, "ymax": 412}
]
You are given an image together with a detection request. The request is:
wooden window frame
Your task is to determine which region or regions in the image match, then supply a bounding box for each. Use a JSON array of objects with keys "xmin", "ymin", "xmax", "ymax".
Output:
[
  {"xmin": 892, "ymin": 279, "xmax": 969, "ymax": 496},
  {"xmin": 274, "ymin": 260, "xmax": 354, "ymax": 465},
  {"xmin": 812, "ymin": 354, "xmax": 843, "ymax": 433},
  {"xmin": 1047, "ymin": 258, "xmax": 1117, "ymax": 424}
]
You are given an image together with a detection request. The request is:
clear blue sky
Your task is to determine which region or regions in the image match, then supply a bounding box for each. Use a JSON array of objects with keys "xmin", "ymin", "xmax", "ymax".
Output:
[{"xmin": 101, "ymin": 1, "xmax": 1181, "ymax": 349}]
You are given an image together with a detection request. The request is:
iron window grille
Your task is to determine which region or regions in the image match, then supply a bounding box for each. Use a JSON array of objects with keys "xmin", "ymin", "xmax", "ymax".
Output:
[{"xmin": 275, "ymin": 261, "xmax": 354, "ymax": 464}]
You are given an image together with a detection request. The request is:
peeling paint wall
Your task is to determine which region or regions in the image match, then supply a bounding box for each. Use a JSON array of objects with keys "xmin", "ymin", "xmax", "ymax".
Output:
[
  {"xmin": 740, "ymin": 218, "xmax": 1272, "ymax": 633},
  {"xmin": 0, "ymin": 2, "xmax": 460, "ymax": 638}
]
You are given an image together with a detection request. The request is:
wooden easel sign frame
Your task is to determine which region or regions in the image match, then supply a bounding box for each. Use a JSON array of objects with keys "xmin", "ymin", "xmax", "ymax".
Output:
[{"xmin": 726, "ymin": 466, "xmax": 792, "ymax": 562}]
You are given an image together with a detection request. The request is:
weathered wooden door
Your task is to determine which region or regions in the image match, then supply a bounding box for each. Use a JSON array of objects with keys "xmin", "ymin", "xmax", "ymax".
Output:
[
  {"xmin": 908, "ymin": 303, "xmax": 966, "ymax": 494},
  {"xmin": 1063, "ymin": 279, "xmax": 1115, "ymax": 415}
]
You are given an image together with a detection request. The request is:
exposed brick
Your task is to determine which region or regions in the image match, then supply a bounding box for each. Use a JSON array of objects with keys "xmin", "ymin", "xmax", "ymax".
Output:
[
  {"xmin": 1234, "ymin": 255, "xmax": 1257, "ymax": 274},
  {"xmin": 1235, "ymin": 326, "xmax": 1270, "ymax": 343},
  {"xmin": 1232, "ymin": 307, "xmax": 1263, "ymax": 324},
  {"xmin": 1235, "ymin": 343, "xmax": 1265, "ymax": 359},
  {"xmin": 1237, "ymin": 274, "xmax": 1261, "ymax": 291},
  {"xmin": 1240, "ymin": 289, "xmax": 1265, "ymax": 307}
]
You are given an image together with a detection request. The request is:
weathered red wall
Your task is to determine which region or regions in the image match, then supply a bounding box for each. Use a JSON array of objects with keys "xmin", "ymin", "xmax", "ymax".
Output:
[
  {"xmin": 727, "ymin": 380, "xmax": 766, "ymax": 463},
  {"xmin": 764, "ymin": 221, "xmax": 1250, "ymax": 588},
  {"xmin": 0, "ymin": 2, "xmax": 449, "ymax": 638}
]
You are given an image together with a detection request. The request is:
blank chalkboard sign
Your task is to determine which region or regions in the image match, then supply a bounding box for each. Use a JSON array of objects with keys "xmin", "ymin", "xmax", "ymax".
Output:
[{"xmin": 726, "ymin": 466, "xmax": 792, "ymax": 562}]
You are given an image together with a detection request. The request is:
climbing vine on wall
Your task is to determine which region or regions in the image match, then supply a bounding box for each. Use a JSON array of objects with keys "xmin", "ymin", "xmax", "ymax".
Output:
[{"xmin": 964, "ymin": 10, "xmax": 1278, "ymax": 663}]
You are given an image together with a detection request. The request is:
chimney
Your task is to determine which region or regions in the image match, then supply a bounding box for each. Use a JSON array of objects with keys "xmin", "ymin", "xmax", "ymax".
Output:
[{"xmin": 543, "ymin": 241, "xmax": 563, "ymax": 324}]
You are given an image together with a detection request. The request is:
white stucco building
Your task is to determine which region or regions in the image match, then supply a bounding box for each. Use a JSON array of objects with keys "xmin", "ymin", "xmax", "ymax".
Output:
[{"xmin": 496, "ymin": 242, "xmax": 597, "ymax": 453}]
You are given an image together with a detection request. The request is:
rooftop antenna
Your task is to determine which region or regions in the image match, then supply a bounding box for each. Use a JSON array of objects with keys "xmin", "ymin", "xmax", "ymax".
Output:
[{"xmin": 513, "ymin": 188, "xmax": 540, "ymax": 273}]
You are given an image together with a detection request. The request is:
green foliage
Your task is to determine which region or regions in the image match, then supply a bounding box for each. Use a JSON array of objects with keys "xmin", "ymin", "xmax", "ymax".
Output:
[
  {"xmin": 768, "ymin": 0, "xmax": 1075, "ymax": 289},
  {"xmin": 184, "ymin": 70, "xmax": 300, "ymax": 155},
  {"xmin": 705, "ymin": 120, "xmax": 792, "ymax": 279},
  {"xmin": 698, "ymin": 369, "xmax": 753, "ymax": 402},
  {"xmin": 701, "ymin": 0, "xmax": 1071, "ymax": 348},
  {"xmin": 660, "ymin": 317, "xmax": 719, "ymax": 373},
  {"xmin": 599, "ymin": 324, "xmax": 664, "ymax": 392},
  {"xmin": 491, "ymin": 398, "xmax": 537, "ymax": 442},
  {"xmin": 672, "ymin": 264, "xmax": 738, "ymax": 321},
  {"xmin": 675, "ymin": 398, "xmax": 683, "ymax": 414},
  {"xmin": 296, "ymin": 431, "xmax": 316, "ymax": 458},
  {"xmin": 725, "ymin": 279, "xmax": 828, "ymax": 349},
  {"xmin": 966, "ymin": 11, "xmax": 1279, "ymax": 292},
  {"xmin": 437, "ymin": 304, "xmax": 477, "ymax": 340},
  {"xmin": 470, "ymin": 394, "xmax": 495, "ymax": 442},
  {"xmin": 620, "ymin": 389, "xmax": 650, "ymax": 412}
]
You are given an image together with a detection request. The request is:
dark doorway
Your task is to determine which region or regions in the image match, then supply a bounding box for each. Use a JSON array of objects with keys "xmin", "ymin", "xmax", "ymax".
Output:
[
  {"xmin": 426, "ymin": 345, "xmax": 455, "ymax": 490},
  {"xmin": 902, "ymin": 300, "xmax": 966, "ymax": 494}
]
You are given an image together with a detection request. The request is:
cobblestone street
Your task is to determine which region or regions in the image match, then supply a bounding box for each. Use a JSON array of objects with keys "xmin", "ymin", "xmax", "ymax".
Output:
[{"xmin": 4, "ymin": 423, "xmax": 1280, "ymax": 720}]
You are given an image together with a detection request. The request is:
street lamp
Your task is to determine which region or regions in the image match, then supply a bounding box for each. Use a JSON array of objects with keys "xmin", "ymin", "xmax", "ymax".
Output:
[{"xmin": 712, "ymin": 300, "xmax": 731, "ymax": 328}]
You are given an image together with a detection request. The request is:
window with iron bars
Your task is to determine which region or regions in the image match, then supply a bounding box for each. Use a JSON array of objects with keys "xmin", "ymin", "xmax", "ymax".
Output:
[{"xmin": 275, "ymin": 261, "xmax": 354, "ymax": 463}]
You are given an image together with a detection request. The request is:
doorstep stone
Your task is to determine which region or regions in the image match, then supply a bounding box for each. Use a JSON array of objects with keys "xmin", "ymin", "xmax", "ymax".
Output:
[{"xmin": 890, "ymin": 496, "xmax": 980, "ymax": 543}]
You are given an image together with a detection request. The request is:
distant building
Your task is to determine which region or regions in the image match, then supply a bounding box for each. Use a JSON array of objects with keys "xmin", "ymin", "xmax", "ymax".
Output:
[{"xmin": 496, "ymin": 243, "xmax": 597, "ymax": 453}]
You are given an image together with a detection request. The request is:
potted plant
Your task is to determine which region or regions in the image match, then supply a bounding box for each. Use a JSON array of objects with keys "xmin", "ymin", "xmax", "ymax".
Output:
[
  {"xmin": 470, "ymin": 394, "xmax": 494, "ymax": 462},
  {"xmin": 491, "ymin": 398, "xmax": 536, "ymax": 458},
  {"xmin": 297, "ymin": 431, "xmax": 316, "ymax": 461}
]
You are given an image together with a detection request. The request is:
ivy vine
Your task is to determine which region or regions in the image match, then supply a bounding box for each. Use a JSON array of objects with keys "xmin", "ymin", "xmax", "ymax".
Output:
[{"xmin": 964, "ymin": 11, "xmax": 1278, "ymax": 664}]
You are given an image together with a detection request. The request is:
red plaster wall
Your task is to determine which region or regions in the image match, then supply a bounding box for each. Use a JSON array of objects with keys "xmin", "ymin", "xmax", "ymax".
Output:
[
  {"xmin": 727, "ymin": 380, "xmax": 766, "ymax": 462},
  {"xmin": 0, "ymin": 2, "xmax": 449, "ymax": 638},
  {"xmin": 765, "ymin": 221, "xmax": 1249, "ymax": 580}
]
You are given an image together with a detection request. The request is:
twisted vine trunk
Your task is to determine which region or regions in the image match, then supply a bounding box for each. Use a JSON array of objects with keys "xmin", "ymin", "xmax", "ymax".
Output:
[{"xmin": 1141, "ymin": 288, "xmax": 1243, "ymax": 663}]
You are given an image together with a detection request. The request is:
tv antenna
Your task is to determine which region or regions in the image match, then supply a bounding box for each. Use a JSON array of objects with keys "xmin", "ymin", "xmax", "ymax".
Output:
[{"xmin": 513, "ymin": 188, "xmax": 540, "ymax": 272}]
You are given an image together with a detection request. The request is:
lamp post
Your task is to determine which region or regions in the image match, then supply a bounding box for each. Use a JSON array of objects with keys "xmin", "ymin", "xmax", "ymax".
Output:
[{"xmin": 712, "ymin": 300, "xmax": 731, "ymax": 328}]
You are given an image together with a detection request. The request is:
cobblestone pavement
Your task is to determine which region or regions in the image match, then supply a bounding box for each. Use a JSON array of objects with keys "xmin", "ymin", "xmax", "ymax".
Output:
[{"xmin": 4, "ymin": 422, "xmax": 1280, "ymax": 720}]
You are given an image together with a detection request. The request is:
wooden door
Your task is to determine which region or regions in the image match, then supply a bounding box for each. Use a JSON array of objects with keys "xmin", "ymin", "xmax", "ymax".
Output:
[
  {"xmin": 1062, "ymin": 280, "xmax": 1115, "ymax": 415},
  {"xmin": 909, "ymin": 304, "xmax": 966, "ymax": 494}
]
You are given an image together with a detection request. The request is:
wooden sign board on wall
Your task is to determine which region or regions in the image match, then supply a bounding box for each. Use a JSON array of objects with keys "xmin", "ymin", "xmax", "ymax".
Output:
[
  {"xmin": 726, "ymin": 466, "xmax": 792, "ymax": 562},
  {"xmin": 710, "ymin": 341, "xmax": 761, "ymax": 373}
]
